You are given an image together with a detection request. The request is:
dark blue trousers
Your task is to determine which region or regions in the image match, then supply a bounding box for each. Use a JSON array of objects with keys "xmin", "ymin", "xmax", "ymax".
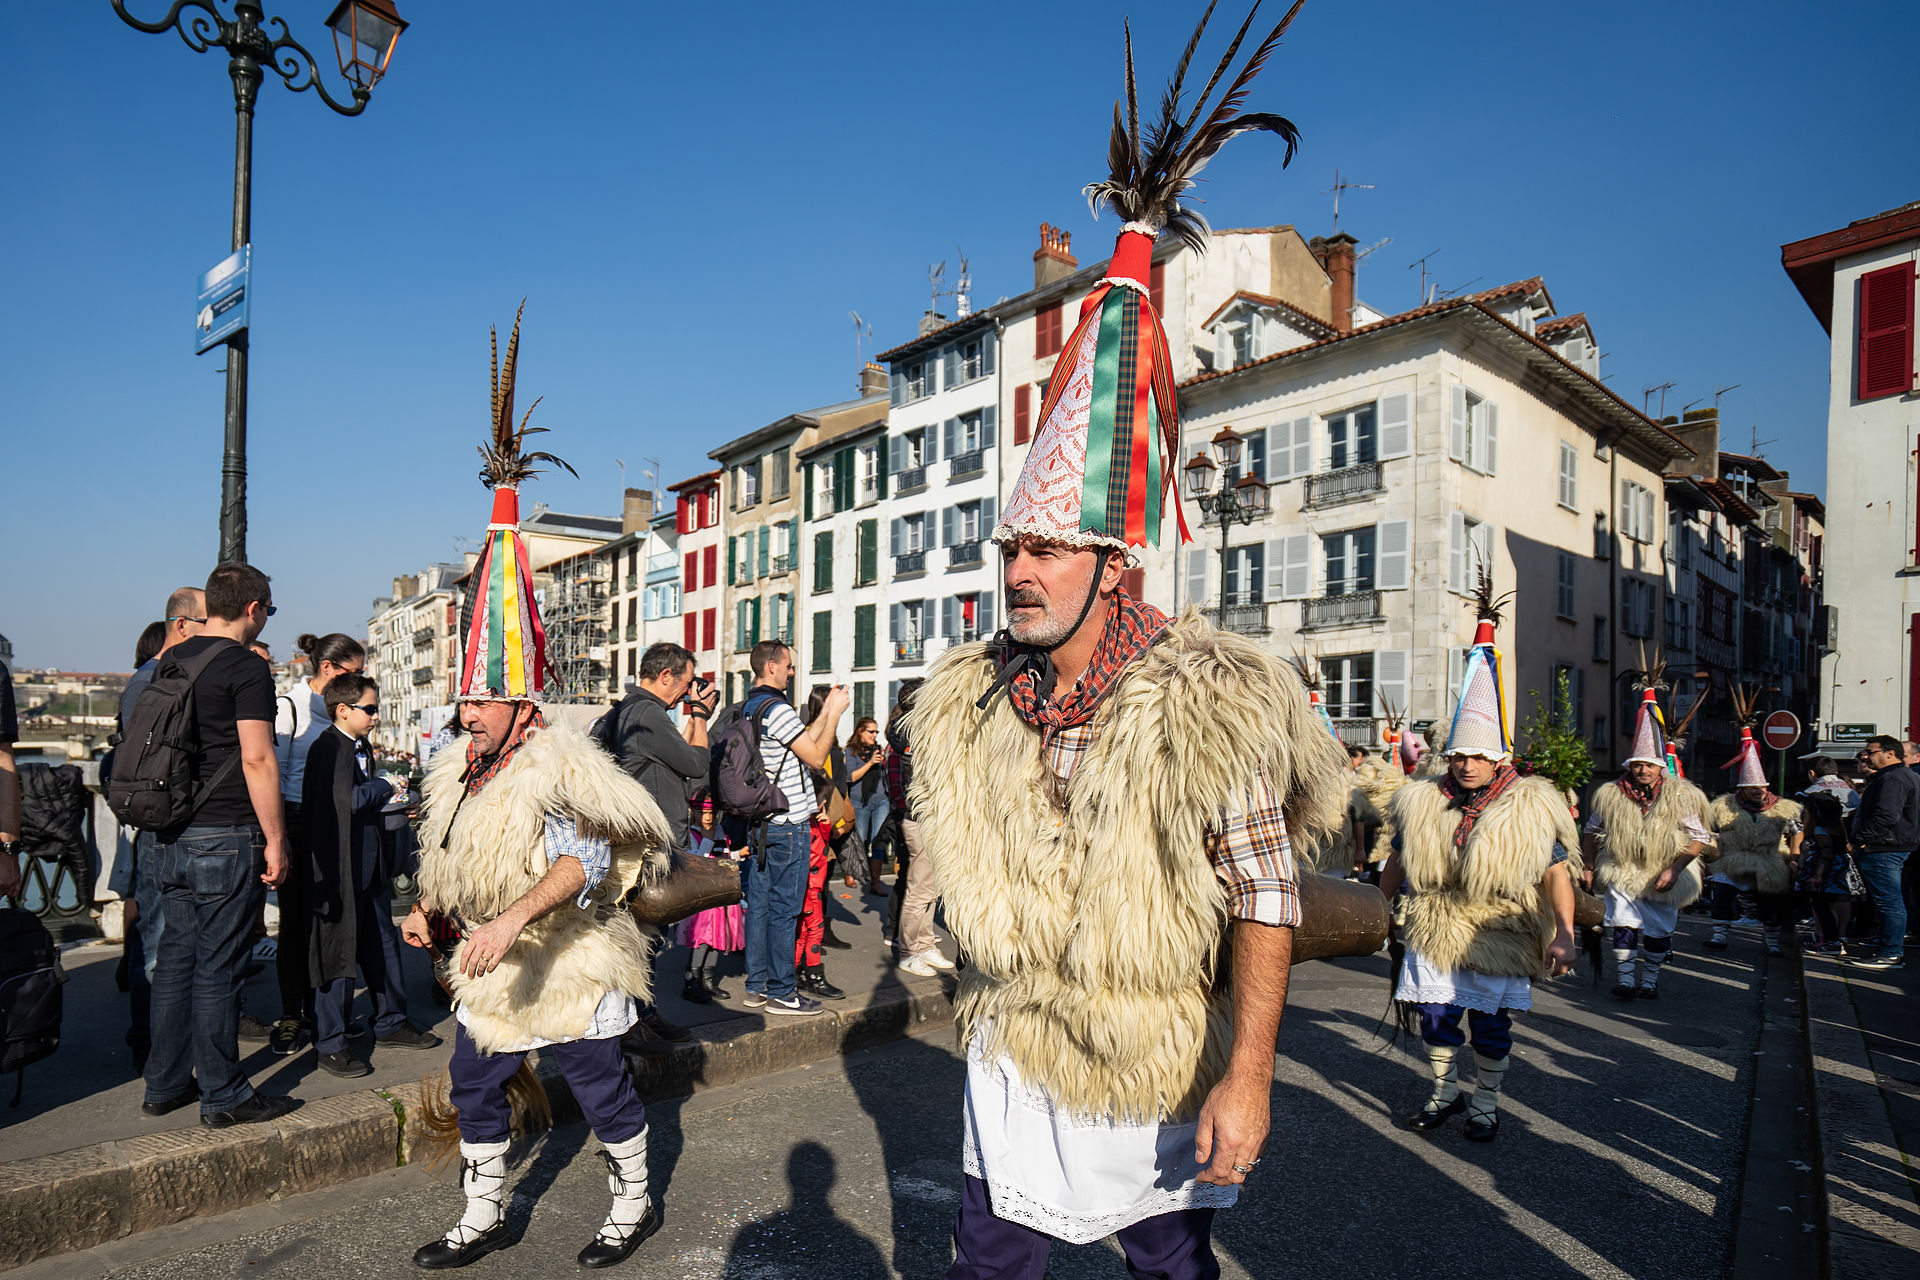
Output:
[
  {"xmin": 1416, "ymin": 1003, "xmax": 1514, "ymax": 1060},
  {"xmin": 312, "ymin": 882, "xmax": 410, "ymax": 1054},
  {"xmin": 448, "ymin": 1024, "xmax": 645, "ymax": 1145},
  {"xmin": 947, "ymin": 1174, "xmax": 1219, "ymax": 1280}
]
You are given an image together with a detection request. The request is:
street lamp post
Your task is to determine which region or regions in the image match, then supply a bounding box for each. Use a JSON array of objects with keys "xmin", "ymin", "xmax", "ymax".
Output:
[
  {"xmin": 1183, "ymin": 426, "xmax": 1271, "ymax": 624},
  {"xmin": 111, "ymin": 0, "xmax": 407, "ymax": 565}
]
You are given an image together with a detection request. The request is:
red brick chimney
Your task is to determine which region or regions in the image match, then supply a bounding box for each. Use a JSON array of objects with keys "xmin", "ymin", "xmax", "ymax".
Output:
[
  {"xmin": 1321, "ymin": 231, "xmax": 1357, "ymax": 335},
  {"xmin": 1034, "ymin": 222, "xmax": 1079, "ymax": 288}
]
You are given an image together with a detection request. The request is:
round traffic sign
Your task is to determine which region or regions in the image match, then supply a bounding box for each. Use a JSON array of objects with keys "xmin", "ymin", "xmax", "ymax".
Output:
[{"xmin": 1762, "ymin": 710, "xmax": 1801, "ymax": 750}]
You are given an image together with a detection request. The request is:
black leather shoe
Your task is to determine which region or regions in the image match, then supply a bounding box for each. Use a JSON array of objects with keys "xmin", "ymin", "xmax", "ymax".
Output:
[
  {"xmin": 1609, "ymin": 983, "xmax": 1639, "ymax": 1001},
  {"xmin": 141, "ymin": 1084, "xmax": 200, "ymax": 1117},
  {"xmin": 1636, "ymin": 985, "xmax": 1659, "ymax": 1000},
  {"xmin": 820, "ymin": 929, "xmax": 853, "ymax": 951},
  {"xmin": 1407, "ymin": 1094, "xmax": 1468, "ymax": 1131},
  {"xmin": 1464, "ymin": 1113, "xmax": 1501, "ymax": 1142},
  {"xmin": 801, "ymin": 967, "xmax": 846, "ymax": 1001},
  {"xmin": 201, "ymin": 1093, "xmax": 296, "ymax": 1128},
  {"xmin": 681, "ymin": 974, "xmax": 712, "ymax": 1005},
  {"xmin": 319, "ymin": 1050, "xmax": 373, "ymax": 1078},
  {"xmin": 641, "ymin": 1011, "xmax": 692, "ymax": 1043},
  {"xmin": 376, "ymin": 1024, "xmax": 444, "ymax": 1050},
  {"xmin": 577, "ymin": 1205, "xmax": 659, "ymax": 1269},
  {"xmin": 619, "ymin": 1024, "xmax": 676, "ymax": 1057},
  {"xmin": 413, "ymin": 1222, "xmax": 511, "ymax": 1270},
  {"xmin": 705, "ymin": 974, "xmax": 732, "ymax": 1002}
]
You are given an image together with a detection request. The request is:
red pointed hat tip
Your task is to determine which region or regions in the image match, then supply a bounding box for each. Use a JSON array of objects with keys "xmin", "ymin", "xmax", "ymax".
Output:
[
  {"xmin": 1470, "ymin": 620, "xmax": 1497, "ymax": 647},
  {"xmin": 1109, "ymin": 230, "xmax": 1154, "ymax": 290},
  {"xmin": 489, "ymin": 486, "xmax": 520, "ymax": 525}
]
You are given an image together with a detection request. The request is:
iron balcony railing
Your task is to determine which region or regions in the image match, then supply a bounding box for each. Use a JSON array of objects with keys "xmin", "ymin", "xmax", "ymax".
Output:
[
  {"xmin": 770, "ymin": 554, "xmax": 793, "ymax": 575},
  {"xmin": 411, "ymin": 667, "xmax": 434, "ymax": 686},
  {"xmin": 412, "ymin": 627, "xmax": 435, "ymax": 648},
  {"xmin": 896, "ymin": 465, "xmax": 927, "ymax": 492},
  {"xmin": 948, "ymin": 541, "xmax": 983, "ymax": 567},
  {"xmin": 895, "ymin": 551, "xmax": 926, "ymax": 576},
  {"xmin": 1331, "ymin": 717, "xmax": 1377, "ymax": 748},
  {"xmin": 1202, "ymin": 593, "xmax": 1272, "ymax": 635},
  {"xmin": 895, "ymin": 637, "xmax": 925, "ymax": 663},
  {"xmin": 1304, "ymin": 461, "xmax": 1385, "ymax": 508},
  {"xmin": 949, "ymin": 448, "xmax": 986, "ymax": 478},
  {"xmin": 1302, "ymin": 590, "xmax": 1384, "ymax": 630},
  {"xmin": 625, "ymin": 624, "xmax": 638, "ymax": 641}
]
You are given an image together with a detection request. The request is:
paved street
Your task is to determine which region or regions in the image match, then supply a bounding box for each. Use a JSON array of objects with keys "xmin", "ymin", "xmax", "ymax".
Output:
[{"xmin": 21, "ymin": 913, "xmax": 1777, "ymax": 1280}]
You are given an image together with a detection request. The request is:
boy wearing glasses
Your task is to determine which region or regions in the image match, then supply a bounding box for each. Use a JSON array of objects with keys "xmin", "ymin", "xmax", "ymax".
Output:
[{"xmin": 302, "ymin": 673, "xmax": 438, "ymax": 1077}]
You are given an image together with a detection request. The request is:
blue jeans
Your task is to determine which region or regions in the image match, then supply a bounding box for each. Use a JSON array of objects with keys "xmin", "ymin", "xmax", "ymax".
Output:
[
  {"xmin": 742, "ymin": 822, "xmax": 809, "ymax": 1001},
  {"xmin": 144, "ymin": 824, "xmax": 266, "ymax": 1113},
  {"xmin": 1857, "ymin": 850, "xmax": 1910, "ymax": 958},
  {"xmin": 855, "ymin": 793, "xmax": 891, "ymax": 848}
]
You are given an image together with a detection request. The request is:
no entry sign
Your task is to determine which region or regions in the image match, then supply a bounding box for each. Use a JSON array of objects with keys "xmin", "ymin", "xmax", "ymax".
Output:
[{"xmin": 1762, "ymin": 710, "xmax": 1801, "ymax": 751}]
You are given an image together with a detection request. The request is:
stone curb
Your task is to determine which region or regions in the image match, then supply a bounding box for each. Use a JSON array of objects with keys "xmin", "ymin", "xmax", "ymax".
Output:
[
  {"xmin": 0, "ymin": 980, "xmax": 955, "ymax": 1270},
  {"xmin": 1728, "ymin": 943, "xmax": 1824, "ymax": 1280}
]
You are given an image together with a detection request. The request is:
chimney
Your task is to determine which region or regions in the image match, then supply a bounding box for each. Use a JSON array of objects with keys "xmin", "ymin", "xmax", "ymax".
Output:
[
  {"xmin": 1319, "ymin": 231, "xmax": 1357, "ymax": 335},
  {"xmin": 392, "ymin": 576, "xmax": 407, "ymax": 602},
  {"xmin": 1034, "ymin": 222, "xmax": 1078, "ymax": 288},
  {"xmin": 622, "ymin": 487, "xmax": 654, "ymax": 535},
  {"xmin": 918, "ymin": 309, "xmax": 947, "ymax": 337},
  {"xmin": 859, "ymin": 361, "xmax": 888, "ymax": 398}
]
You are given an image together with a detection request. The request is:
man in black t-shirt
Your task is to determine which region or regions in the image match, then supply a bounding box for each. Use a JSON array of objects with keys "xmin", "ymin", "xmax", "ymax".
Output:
[{"xmin": 142, "ymin": 563, "xmax": 298, "ymax": 1129}]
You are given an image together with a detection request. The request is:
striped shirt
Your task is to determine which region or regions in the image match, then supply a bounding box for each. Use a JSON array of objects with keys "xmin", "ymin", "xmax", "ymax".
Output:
[
  {"xmin": 748, "ymin": 689, "xmax": 811, "ymax": 826},
  {"xmin": 1043, "ymin": 719, "xmax": 1299, "ymax": 927}
]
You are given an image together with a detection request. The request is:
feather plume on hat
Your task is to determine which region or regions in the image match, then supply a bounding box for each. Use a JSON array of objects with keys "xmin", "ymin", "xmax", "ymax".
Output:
[{"xmin": 1723, "ymin": 683, "xmax": 1770, "ymax": 787}]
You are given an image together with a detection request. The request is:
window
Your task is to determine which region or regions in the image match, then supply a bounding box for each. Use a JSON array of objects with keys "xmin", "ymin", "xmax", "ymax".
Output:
[
  {"xmin": 684, "ymin": 552, "xmax": 698, "ymax": 591},
  {"xmin": 1592, "ymin": 615, "xmax": 1610, "ymax": 663},
  {"xmin": 811, "ymin": 460, "xmax": 836, "ymax": 518},
  {"xmin": 853, "ymin": 604, "xmax": 876, "ymax": 669},
  {"xmin": 702, "ymin": 544, "xmax": 717, "ymax": 586},
  {"xmin": 1593, "ymin": 511, "xmax": 1612, "ymax": 561},
  {"xmin": 1261, "ymin": 535, "xmax": 1312, "ymax": 601},
  {"xmin": 857, "ymin": 442, "xmax": 882, "ymax": 505},
  {"xmin": 1322, "ymin": 654, "xmax": 1374, "ymax": 719},
  {"xmin": 1620, "ymin": 578, "xmax": 1655, "ymax": 637},
  {"xmin": 1858, "ymin": 262, "xmax": 1915, "ymax": 400},
  {"xmin": 904, "ymin": 358, "xmax": 933, "ymax": 402},
  {"xmin": 1323, "ymin": 527, "xmax": 1376, "ymax": 596},
  {"xmin": 856, "ymin": 519, "xmax": 879, "ymax": 585},
  {"xmin": 944, "ymin": 409, "xmax": 997, "ymax": 468},
  {"xmin": 732, "ymin": 459, "xmax": 760, "ymax": 509},
  {"xmin": 1013, "ymin": 383, "xmax": 1032, "ymax": 444},
  {"xmin": 813, "ymin": 531, "xmax": 833, "ymax": 592},
  {"xmin": 768, "ymin": 520, "xmax": 792, "ymax": 574},
  {"xmin": 1326, "ymin": 405, "xmax": 1378, "ymax": 470},
  {"xmin": 1556, "ymin": 552, "xmax": 1576, "ymax": 620},
  {"xmin": 1449, "ymin": 386, "xmax": 1498, "ymax": 475},
  {"xmin": 1036, "ymin": 302, "xmax": 1065, "ymax": 359},
  {"xmin": 891, "ymin": 600, "xmax": 930, "ymax": 662},
  {"xmin": 1447, "ymin": 513, "xmax": 1493, "ymax": 593},
  {"xmin": 853, "ymin": 681, "xmax": 875, "ymax": 722},
  {"xmin": 1225, "ymin": 544, "xmax": 1265, "ymax": 604},
  {"xmin": 701, "ymin": 607, "xmax": 716, "ymax": 652},
  {"xmin": 1266, "ymin": 416, "xmax": 1313, "ymax": 481},
  {"xmin": 1664, "ymin": 597, "xmax": 1692, "ymax": 650},
  {"xmin": 1619, "ymin": 481, "xmax": 1656, "ymax": 543},
  {"xmin": 683, "ymin": 610, "xmax": 696, "ymax": 650},
  {"xmin": 942, "ymin": 592, "xmax": 995, "ymax": 643},
  {"xmin": 1550, "ymin": 663, "xmax": 1585, "ymax": 732},
  {"xmin": 948, "ymin": 334, "xmax": 993, "ymax": 385},
  {"xmin": 1557, "ymin": 441, "xmax": 1579, "ymax": 510},
  {"xmin": 769, "ymin": 592, "xmax": 793, "ymax": 645},
  {"xmin": 1222, "ymin": 321, "xmax": 1252, "ymax": 370},
  {"xmin": 893, "ymin": 512, "xmax": 929, "ymax": 557},
  {"xmin": 942, "ymin": 498, "xmax": 996, "ymax": 558},
  {"xmin": 767, "ymin": 448, "xmax": 790, "ymax": 500},
  {"xmin": 811, "ymin": 610, "xmax": 831, "ymax": 672}
]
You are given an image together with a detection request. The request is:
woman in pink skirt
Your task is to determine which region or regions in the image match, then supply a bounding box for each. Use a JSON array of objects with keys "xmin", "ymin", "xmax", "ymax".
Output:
[{"xmin": 679, "ymin": 789, "xmax": 745, "ymax": 1003}]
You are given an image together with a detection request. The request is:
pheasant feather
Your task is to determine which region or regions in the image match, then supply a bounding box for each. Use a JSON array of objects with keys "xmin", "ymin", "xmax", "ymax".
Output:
[{"xmin": 476, "ymin": 300, "xmax": 577, "ymax": 490}]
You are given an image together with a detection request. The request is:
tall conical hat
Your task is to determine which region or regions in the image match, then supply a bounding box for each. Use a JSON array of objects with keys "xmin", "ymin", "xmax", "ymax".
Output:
[
  {"xmin": 458, "ymin": 302, "xmax": 576, "ymax": 702},
  {"xmin": 1722, "ymin": 684, "xmax": 1769, "ymax": 787},
  {"xmin": 994, "ymin": 3, "xmax": 1304, "ymax": 553},
  {"xmin": 1624, "ymin": 651, "xmax": 1670, "ymax": 766},
  {"xmin": 1443, "ymin": 570, "xmax": 1512, "ymax": 760}
]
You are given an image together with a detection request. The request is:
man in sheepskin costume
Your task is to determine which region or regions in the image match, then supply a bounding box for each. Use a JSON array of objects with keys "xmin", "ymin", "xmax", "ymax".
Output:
[
  {"xmin": 906, "ymin": 12, "xmax": 1348, "ymax": 1274},
  {"xmin": 1703, "ymin": 690, "xmax": 1802, "ymax": 956},
  {"xmin": 1377, "ymin": 579, "xmax": 1578, "ymax": 1142},
  {"xmin": 1581, "ymin": 675, "xmax": 1712, "ymax": 1001},
  {"xmin": 400, "ymin": 306, "xmax": 671, "ymax": 1271}
]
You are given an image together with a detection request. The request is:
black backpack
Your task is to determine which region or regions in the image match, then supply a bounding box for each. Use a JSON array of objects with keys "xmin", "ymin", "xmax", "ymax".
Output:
[
  {"xmin": 708, "ymin": 691, "xmax": 790, "ymax": 825},
  {"xmin": 0, "ymin": 909, "xmax": 64, "ymax": 1106},
  {"xmin": 590, "ymin": 692, "xmax": 641, "ymax": 760},
  {"xmin": 104, "ymin": 639, "xmax": 243, "ymax": 833}
]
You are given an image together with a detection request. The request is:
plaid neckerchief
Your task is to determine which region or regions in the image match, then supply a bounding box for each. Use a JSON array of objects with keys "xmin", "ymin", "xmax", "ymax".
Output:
[
  {"xmin": 462, "ymin": 706, "xmax": 545, "ymax": 796},
  {"xmin": 1617, "ymin": 773, "xmax": 1663, "ymax": 815},
  {"xmin": 1737, "ymin": 788, "xmax": 1782, "ymax": 814},
  {"xmin": 1437, "ymin": 761, "xmax": 1520, "ymax": 850},
  {"xmin": 994, "ymin": 586, "xmax": 1170, "ymax": 732}
]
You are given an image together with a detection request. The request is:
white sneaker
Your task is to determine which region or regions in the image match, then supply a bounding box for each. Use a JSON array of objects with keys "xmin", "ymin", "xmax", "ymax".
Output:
[
  {"xmin": 1732, "ymin": 917, "xmax": 1762, "ymax": 928},
  {"xmin": 920, "ymin": 950, "xmax": 956, "ymax": 971},
  {"xmin": 897, "ymin": 954, "xmax": 940, "ymax": 977}
]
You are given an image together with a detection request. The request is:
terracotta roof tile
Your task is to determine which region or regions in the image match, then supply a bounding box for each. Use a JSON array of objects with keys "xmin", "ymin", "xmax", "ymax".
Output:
[{"xmin": 1199, "ymin": 290, "xmax": 1337, "ymax": 336}]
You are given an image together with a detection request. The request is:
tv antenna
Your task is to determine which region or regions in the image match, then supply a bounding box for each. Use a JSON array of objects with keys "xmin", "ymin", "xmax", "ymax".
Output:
[
  {"xmin": 1750, "ymin": 411, "xmax": 1777, "ymax": 458},
  {"xmin": 1409, "ymin": 249, "xmax": 1441, "ymax": 305},
  {"xmin": 1322, "ymin": 168, "xmax": 1374, "ymax": 233},
  {"xmin": 927, "ymin": 259, "xmax": 948, "ymax": 315},
  {"xmin": 849, "ymin": 310, "xmax": 872, "ymax": 369},
  {"xmin": 1435, "ymin": 276, "xmax": 1481, "ymax": 301},
  {"xmin": 1641, "ymin": 381, "xmax": 1676, "ymax": 418},
  {"xmin": 1714, "ymin": 383, "xmax": 1741, "ymax": 411},
  {"xmin": 954, "ymin": 247, "xmax": 972, "ymax": 318},
  {"xmin": 1355, "ymin": 236, "xmax": 1393, "ymax": 262}
]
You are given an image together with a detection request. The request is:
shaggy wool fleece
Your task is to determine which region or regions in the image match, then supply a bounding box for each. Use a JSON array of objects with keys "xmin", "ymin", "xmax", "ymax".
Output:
[
  {"xmin": 907, "ymin": 611, "xmax": 1349, "ymax": 1123},
  {"xmin": 1706, "ymin": 795, "xmax": 1802, "ymax": 895},
  {"xmin": 417, "ymin": 718, "xmax": 671, "ymax": 1052},
  {"xmin": 1352, "ymin": 756, "xmax": 1406, "ymax": 867},
  {"xmin": 1592, "ymin": 776, "xmax": 1708, "ymax": 907},
  {"xmin": 1393, "ymin": 774, "xmax": 1579, "ymax": 978}
]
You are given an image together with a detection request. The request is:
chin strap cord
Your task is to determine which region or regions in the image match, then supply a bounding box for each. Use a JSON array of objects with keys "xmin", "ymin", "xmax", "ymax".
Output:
[{"xmin": 975, "ymin": 551, "xmax": 1111, "ymax": 713}]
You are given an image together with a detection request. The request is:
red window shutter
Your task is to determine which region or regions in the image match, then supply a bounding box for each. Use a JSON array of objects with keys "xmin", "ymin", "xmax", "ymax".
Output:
[
  {"xmin": 1910, "ymin": 614, "xmax": 1920, "ymax": 738},
  {"xmin": 1014, "ymin": 383, "xmax": 1032, "ymax": 444},
  {"xmin": 1121, "ymin": 567, "xmax": 1145, "ymax": 600},
  {"xmin": 1149, "ymin": 259, "xmax": 1166, "ymax": 316},
  {"xmin": 702, "ymin": 608, "xmax": 716, "ymax": 651},
  {"xmin": 684, "ymin": 553, "xmax": 697, "ymax": 590},
  {"xmin": 702, "ymin": 545, "xmax": 717, "ymax": 584},
  {"xmin": 1037, "ymin": 303, "xmax": 1064, "ymax": 359},
  {"xmin": 683, "ymin": 611, "xmax": 696, "ymax": 650},
  {"xmin": 1858, "ymin": 263, "xmax": 1915, "ymax": 400}
]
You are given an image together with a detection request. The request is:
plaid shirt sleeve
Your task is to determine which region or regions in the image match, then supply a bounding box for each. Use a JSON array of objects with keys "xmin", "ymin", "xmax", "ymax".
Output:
[
  {"xmin": 544, "ymin": 814, "xmax": 611, "ymax": 908},
  {"xmin": 1205, "ymin": 766, "xmax": 1300, "ymax": 927}
]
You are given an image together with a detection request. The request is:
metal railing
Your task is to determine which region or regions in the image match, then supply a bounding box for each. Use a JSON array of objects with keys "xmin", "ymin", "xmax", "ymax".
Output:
[
  {"xmin": 895, "ymin": 465, "xmax": 927, "ymax": 492},
  {"xmin": 412, "ymin": 627, "xmax": 435, "ymax": 648},
  {"xmin": 948, "ymin": 541, "xmax": 983, "ymax": 567},
  {"xmin": 770, "ymin": 554, "xmax": 793, "ymax": 575},
  {"xmin": 949, "ymin": 448, "xmax": 986, "ymax": 478},
  {"xmin": 626, "ymin": 574, "xmax": 639, "ymax": 592},
  {"xmin": 1302, "ymin": 590, "xmax": 1383, "ymax": 630},
  {"xmin": 1331, "ymin": 717, "xmax": 1377, "ymax": 748},
  {"xmin": 1304, "ymin": 461, "xmax": 1385, "ymax": 508},
  {"xmin": 625, "ymin": 623, "xmax": 638, "ymax": 641},
  {"xmin": 1202, "ymin": 595, "xmax": 1272, "ymax": 635},
  {"xmin": 895, "ymin": 637, "xmax": 925, "ymax": 663},
  {"xmin": 411, "ymin": 666, "xmax": 434, "ymax": 686},
  {"xmin": 895, "ymin": 551, "xmax": 926, "ymax": 575}
]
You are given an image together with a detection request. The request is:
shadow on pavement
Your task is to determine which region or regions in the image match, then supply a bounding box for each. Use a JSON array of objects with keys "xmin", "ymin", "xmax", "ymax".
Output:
[{"xmin": 719, "ymin": 1141, "xmax": 892, "ymax": 1279}]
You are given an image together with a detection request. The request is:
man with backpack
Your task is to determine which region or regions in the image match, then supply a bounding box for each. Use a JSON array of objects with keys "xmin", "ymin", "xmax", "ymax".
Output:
[
  {"xmin": 720, "ymin": 641, "xmax": 846, "ymax": 1017},
  {"xmin": 135, "ymin": 563, "xmax": 296, "ymax": 1128}
]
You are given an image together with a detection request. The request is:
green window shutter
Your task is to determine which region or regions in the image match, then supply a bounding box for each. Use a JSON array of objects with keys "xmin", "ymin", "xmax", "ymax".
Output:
[
  {"xmin": 814, "ymin": 530, "xmax": 833, "ymax": 593},
  {"xmin": 858, "ymin": 520, "xmax": 877, "ymax": 585},
  {"xmin": 812, "ymin": 610, "xmax": 832, "ymax": 671},
  {"xmin": 854, "ymin": 603, "xmax": 876, "ymax": 669},
  {"xmin": 757, "ymin": 526, "xmax": 770, "ymax": 578},
  {"xmin": 727, "ymin": 536, "xmax": 737, "ymax": 586},
  {"xmin": 804, "ymin": 463, "xmax": 815, "ymax": 521},
  {"xmin": 836, "ymin": 447, "xmax": 856, "ymax": 512},
  {"xmin": 875, "ymin": 447, "xmax": 887, "ymax": 500},
  {"xmin": 750, "ymin": 596, "xmax": 763, "ymax": 646}
]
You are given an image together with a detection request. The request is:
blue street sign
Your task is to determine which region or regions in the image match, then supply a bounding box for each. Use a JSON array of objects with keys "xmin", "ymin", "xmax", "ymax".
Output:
[{"xmin": 195, "ymin": 246, "xmax": 250, "ymax": 354}]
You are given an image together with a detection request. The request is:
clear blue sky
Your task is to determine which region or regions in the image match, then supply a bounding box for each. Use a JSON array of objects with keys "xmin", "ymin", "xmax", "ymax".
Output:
[{"xmin": 4, "ymin": 0, "xmax": 1911, "ymax": 671}]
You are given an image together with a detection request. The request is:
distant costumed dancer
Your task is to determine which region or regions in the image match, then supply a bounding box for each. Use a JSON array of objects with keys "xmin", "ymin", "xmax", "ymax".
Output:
[
  {"xmin": 1703, "ymin": 686, "xmax": 1803, "ymax": 956},
  {"xmin": 908, "ymin": 6, "xmax": 1381, "ymax": 1276},
  {"xmin": 403, "ymin": 304, "xmax": 673, "ymax": 1272},
  {"xmin": 1378, "ymin": 573, "xmax": 1580, "ymax": 1142}
]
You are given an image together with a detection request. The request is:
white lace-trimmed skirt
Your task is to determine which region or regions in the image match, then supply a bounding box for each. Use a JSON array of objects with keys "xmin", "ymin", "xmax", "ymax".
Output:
[
  {"xmin": 959, "ymin": 1029, "xmax": 1236, "ymax": 1245},
  {"xmin": 455, "ymin": 990, "xmax": 635, "ymax": 1054},
  {"xmin": 1603, "ymin": 886, "xmax": 1680, "ymax": 936},
  {"xmin": 1394, "ymin": 943, "xmax": 1532, "ymax": 1015}
]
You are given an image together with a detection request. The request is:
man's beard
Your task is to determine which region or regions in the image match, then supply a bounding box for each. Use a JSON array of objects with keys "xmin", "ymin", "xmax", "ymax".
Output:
[{"xmin": 1007, "ymin": 576, "xmax": 1098, "ymax": 649}]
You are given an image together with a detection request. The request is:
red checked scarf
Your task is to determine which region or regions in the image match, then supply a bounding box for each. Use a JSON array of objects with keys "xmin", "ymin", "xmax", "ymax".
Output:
[
  {"xmin": 997, "ymin": 585, "xmax": 1171, "ymax": 732},
  {"xmin": 1617, "ymin": 772, "xmax": 1663, "ymax": 815},
  {"xmin": 1737, "ymin": 787, "xmax": 1782, "ymax": 813},
  {"xmin": 1437, "ymin": 761, "xmax": 1521, "ymax": 849}
]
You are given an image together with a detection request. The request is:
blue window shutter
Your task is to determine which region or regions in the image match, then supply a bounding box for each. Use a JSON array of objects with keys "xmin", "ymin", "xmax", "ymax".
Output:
[
  {"xmin": 890, "ymin": 604, "xmax": 903, "ymax": 644},
  {"xmin": 980, "ymin": 591, "xmax": 995, "ymax": 634},
  {"xmin": 943, "ymin": 349, "xmax": 958, "ymax": 389},
  {"xmin": 944, "ymin": 418, "xmax": 958, "ymax": 459},
  {"xmin": 981, "ymin": 405, "xmax": 997, "ymax": 448},
  {"xmin": 889, "ymin": 368, "xmax": 903, "ymax": 407},
  {"xmin": 925, "ymin": 425, "xmax": 939, "ymax": 464},
  {"xmin": 942, "ymin": 597, "xmax": 957, "ymax": 639},
  {"xmin": 982, "ymin": 332, "xmax": 996, "ymax": 376},
  {"xmin": 981, "ymin": 495, "xmax": 996, "ymax": 531},
  {"xmin": 890, "ymin": 518, "xmax": 902, "ymax": 557},
  {"xmin": 890, "ymin": 435, "xmax": 904, "ymax": 473}
]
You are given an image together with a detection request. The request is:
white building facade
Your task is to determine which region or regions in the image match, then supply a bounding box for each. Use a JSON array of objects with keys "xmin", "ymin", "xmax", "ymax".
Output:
[{"xmin": 798, "ymin": 415, "xmax": 891, "ymax": 728}]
